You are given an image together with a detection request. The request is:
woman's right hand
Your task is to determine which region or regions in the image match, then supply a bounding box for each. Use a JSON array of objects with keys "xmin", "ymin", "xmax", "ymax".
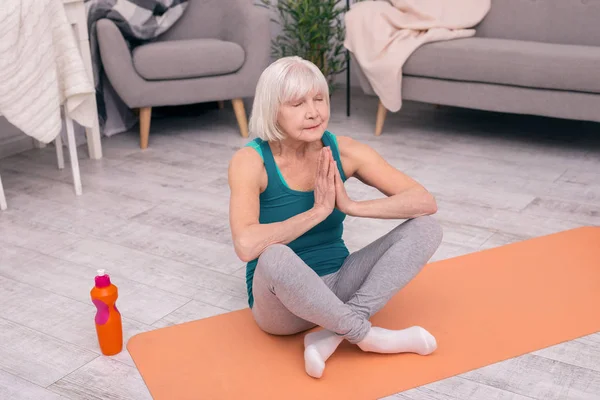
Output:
[{"xmin": 313, "ymin": 147, "xmax": 336, "ymax": 218}]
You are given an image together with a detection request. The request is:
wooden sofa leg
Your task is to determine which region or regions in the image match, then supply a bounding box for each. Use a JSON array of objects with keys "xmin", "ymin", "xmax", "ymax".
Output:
[
  {"xmin": 139, "ymin": 107, "xmax": 152, "ymax": 149},
  {"xmin": 375, "ymin": 100, "xmax": 387, "ymax": 136},
  {"xmin": 217, "ymin": 100, "xmax": 225, "ymax": 110},
  {"xmin": 232, "ymin": 98, "xmax": 249, "ymax": 138}
]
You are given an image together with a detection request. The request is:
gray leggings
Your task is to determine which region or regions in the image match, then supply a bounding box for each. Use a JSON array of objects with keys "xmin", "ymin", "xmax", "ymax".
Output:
[{"xmin": 250, "ymin": 216, "xmax": 443, "ymax": 344}]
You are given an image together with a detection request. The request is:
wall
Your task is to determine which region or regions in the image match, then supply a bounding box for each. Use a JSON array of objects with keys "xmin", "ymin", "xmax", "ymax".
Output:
[{"xmin": 0, "ymin": 118, "xmax": 34, "ymax": 159}]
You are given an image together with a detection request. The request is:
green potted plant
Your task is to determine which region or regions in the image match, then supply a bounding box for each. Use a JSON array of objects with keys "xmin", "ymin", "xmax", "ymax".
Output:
[{"xmin": 258, "ymin": 0, "xmax": 349, "ymax": 93}]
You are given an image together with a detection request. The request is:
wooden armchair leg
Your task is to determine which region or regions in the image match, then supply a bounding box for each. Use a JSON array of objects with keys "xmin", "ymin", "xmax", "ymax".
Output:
[
  {"xmin": 217, "ymin": 100, "xmax": 225, "ymax": 109},
  {"xmin": 375, "ymin": 100, "xmax": 387, "ymax": 136},
  {"xmin": 232, "ymin": 98, "xmax": 249, "ymax": 138},
  {"xmin": 139, "ymin": 107, "xmax": 152, "ymax": 149}
]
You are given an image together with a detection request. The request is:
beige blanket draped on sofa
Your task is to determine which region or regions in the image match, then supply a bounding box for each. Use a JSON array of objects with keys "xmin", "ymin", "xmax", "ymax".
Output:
[{"xmin": 344, "ymin": 0, "xmax": 491, "ymax": 112}]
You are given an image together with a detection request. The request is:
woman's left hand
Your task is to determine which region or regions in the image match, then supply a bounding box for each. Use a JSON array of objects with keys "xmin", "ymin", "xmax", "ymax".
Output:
[{"xmin": 333, "ymin": 164, "xmax": 355, "ymax": 215}]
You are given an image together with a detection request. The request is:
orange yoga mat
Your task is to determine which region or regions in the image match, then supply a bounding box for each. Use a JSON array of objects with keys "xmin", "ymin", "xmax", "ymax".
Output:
[{"xmin": 128, "ymin": 227, "xmax": 600, "ymax": 400}]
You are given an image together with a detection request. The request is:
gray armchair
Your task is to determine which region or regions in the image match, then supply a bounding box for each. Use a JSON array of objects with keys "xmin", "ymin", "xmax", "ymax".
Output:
[{"xmin": 96, "ymin": 0, "xmax": 271, "ymax": 149}]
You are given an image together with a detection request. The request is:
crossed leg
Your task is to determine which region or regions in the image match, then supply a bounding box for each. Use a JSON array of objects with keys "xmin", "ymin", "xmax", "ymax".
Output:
[{"xmin": 250, "ymin": 216, "xmax": 443, "ymax": 378}]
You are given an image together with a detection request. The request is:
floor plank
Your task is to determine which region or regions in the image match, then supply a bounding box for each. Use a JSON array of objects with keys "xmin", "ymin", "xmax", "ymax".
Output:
[
  {"xmin": 0, "ymin": 275, "xmax": 147, "ymax": 353},
  {"xmin": 461, "ymin": 354, "xmax": 600, "ymax": 400},
  {"xmin": 151, "ymin": 300, "xmax": 229, "ymax": 329},
  {"xmin": 0, "ymin": 214, "xmax": 82, "ymax": 255},
  {"xmin": 532, "ymin": 333, "xmax": 600, "ymax": 374},
  {"xmin": 558, "ymin": 168, "xmax": 600, "ymax": 186},
  {"xmin": 192, "ymin": 286, "xmax": 250, "ymax": 311},
  {"xmin": 51, "ymin": 238, "xmax": 246, "ymax": 300},
  {"xmin": 0, "ymin": 252, "xmax": 190, "ymax": 326},
  {"xmin": 130, "ymin": 203, "xmax": 232, "ymax": 244},
  {"xmin": 434, "ymin": 200, "xmax": 582, "ymax": 238},
  {"xmin": 0, "ymin": 369, "xmax": 66, "ymax": 400},
  {"xmin": 0, "ymin": 241, "xmax": 45, "ymax": 266},
  {"xmin": 98, "ymin": 220, "xmax": 241, "ymax": 275},
  {"xmin": 48, "ymin": 357, "xmax": 152, "ymax": 400},
  {"xmin": 388, "ymin": 376, "xmax": 534, "ymax": 400},
  {"xmin": 479, "ymin": 231, "xmax": 530, "ymax": 251},
  {"xmin": 522, "ymin": 197, "xmax": 600, "ymax": 226},
  {"xmin": 0, "ymin": 192, "xmax": 129, "ymax": 238},
  {"xmin": 1, "ymin": 168, "xmax": 155, "ymax": 220},
  {"xmin": 405, "ymin": 164, "xmax": 600, "ymax": 206},
  {"xmin": 0, "ymin": 318, "xmax": 98, "ymax": 387}
]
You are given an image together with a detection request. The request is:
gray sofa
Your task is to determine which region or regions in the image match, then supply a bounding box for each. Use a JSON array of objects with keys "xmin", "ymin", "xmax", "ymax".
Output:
[
  {"xmin": 96, "ymin": 0, "xmax": 270, "ymax": 148},
  {"xmin": 352, "ymin": 0, "xmax": 600, "ymax": 135}
]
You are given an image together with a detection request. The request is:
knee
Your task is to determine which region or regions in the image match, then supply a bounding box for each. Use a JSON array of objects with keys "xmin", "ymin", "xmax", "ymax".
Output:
[
  {"xmin": 410, "ymin": 215, "xmax": 443, "ymax": 237},
  {"xmin": 408, "ymin": 215, "xmax": 443, "ymax": 249},
  {"xmin": 256, "ymin": 244, "xmax": 295, "ymax": 278},
  {"xmin": 387, "ymin": 215, "xmax": 443, "ymax": 251},
  {"xmin": 258, "ymin": 244, "xmax": 293, "ymax": 264}
]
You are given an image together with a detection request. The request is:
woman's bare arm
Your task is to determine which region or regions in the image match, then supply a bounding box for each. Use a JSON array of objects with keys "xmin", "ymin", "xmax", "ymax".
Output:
[
  {"xmin": 228, "ymin": 147, "xmax": 334, "ymax": 262},
  {"xmin": 335, "ymin": 136, "xmax": 437, "ymax": 219}
]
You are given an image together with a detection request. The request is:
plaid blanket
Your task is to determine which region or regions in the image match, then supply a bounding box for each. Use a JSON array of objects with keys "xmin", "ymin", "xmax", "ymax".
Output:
[{"xmin": 85, "ymin": 0, "xmax": 188, "ymax": 131}]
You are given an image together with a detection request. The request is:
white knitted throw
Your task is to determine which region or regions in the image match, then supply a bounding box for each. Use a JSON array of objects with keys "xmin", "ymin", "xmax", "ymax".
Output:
[{"xmin": 0, "ymin": 0, "xmax": 95, "ymax": 143}]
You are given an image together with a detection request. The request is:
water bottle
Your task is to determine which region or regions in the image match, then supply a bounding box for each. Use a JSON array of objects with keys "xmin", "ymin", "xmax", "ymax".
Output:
[{"xmin": 90, "ymin": 269, "xmax": 123, "ymax": 356}]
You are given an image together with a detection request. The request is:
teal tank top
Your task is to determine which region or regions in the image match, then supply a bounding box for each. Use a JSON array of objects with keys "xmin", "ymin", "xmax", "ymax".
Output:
[{"xmin": 244, "ymin": 131, "xmax": 350, "ymax": 308}]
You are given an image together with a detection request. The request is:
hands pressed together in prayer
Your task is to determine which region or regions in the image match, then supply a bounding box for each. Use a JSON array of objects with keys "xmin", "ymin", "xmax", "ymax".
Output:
[{"xmin": 312, "ymin": 147, "xmax": 354, "ymax": 217}]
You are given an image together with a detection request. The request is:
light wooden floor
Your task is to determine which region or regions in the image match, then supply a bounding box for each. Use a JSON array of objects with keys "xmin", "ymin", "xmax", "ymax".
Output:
[{"xmin": 0, "ymin": 90, "xmax": 599, "ymax": 399}]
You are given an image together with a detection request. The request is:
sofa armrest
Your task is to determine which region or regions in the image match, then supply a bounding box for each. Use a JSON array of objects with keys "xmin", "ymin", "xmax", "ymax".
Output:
[
  {"xmin": 96, "ymin": 19, "xmax": 147, "ymax": 107},
  {"xmin": 222, "ymin": 2, "xmax": 272, "ymax": 93}
]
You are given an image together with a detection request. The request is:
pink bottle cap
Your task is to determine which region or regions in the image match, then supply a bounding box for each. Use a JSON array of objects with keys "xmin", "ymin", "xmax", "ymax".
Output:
[{"xmin": 95, "ymin": 269, "xmax": 111, "ymax": 288}]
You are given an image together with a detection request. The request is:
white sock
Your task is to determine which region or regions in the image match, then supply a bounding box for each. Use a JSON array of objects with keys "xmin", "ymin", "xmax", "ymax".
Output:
[
  {"xmin": 303, "ymin": 329, "xmax": 344, "ymax": 378},
  {"xmin": 357, "ymin": 326, "xmax": 437, "ymax": 355}
]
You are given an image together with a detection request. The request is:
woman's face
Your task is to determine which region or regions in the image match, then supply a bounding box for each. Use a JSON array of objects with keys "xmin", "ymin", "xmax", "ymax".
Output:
[{"xmin": 276, "ymin": 89, "xmax": 329, "ymax": 142}]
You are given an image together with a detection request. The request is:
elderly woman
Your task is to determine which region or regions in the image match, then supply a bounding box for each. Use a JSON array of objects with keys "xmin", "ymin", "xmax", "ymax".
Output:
[{"xmin": 228, "ymin": 56, "xmax": 443, "ymax": 378}]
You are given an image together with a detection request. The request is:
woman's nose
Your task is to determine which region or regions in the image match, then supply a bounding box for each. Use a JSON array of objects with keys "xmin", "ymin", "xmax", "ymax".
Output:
[{"xmin": 305, "ymin": 101, "xmax": 317, "ymax": 117}]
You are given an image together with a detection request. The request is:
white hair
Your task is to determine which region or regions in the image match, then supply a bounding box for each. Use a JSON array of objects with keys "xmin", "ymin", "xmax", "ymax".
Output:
[{"xmin": 249, "ymin": 56, "xmax": 330, "ymax": 141}]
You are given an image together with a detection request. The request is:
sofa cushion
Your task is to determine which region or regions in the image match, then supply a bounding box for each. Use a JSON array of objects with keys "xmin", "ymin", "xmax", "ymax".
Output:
[
  {"xmin": 404, "ymin": 38, "xmax": 600, "ymax": 95},
  {"xmin": 132, "ymin": 39, "xmax": 245, "ymax": 80},
  {"xmin": 475, "ymin": 0, "xmax": 600, "ymax": 47}
]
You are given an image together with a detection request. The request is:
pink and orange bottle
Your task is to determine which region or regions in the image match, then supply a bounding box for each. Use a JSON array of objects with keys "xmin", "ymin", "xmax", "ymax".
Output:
[{"xmin": 91, "ymin": 269, "xmax": 123, "ymax": 356}]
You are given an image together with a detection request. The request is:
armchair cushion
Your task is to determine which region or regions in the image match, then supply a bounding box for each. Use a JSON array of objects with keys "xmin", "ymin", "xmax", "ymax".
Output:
[{"xmin": 132, "ymin": 39, "xmax": 245, "ymax": 80}]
